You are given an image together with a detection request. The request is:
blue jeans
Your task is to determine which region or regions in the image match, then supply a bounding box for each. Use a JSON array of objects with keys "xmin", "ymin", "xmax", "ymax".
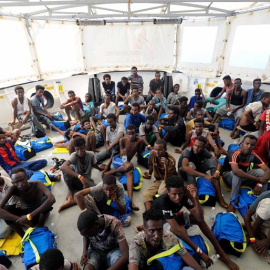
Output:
[
  {"xmin": 9, "ymin": 159, "xmax": 47, "ymax": 175},
  {"xmin": 37, "ymin": 114, "xmax": 59, "ymax": 129},
  {"xmin": 86, "ymin": 249, "xmax": 121, "ymax": 270}
]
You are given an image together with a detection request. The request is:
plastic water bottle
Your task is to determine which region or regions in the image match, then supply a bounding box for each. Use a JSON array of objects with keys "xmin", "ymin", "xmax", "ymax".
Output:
[
  {"xmin": 200, "ymin": 254, "xmax": 220, "ymax": 268},
  {"xmin": 211, "ymin": 254, "xmax": 220, "ymax": 262},
  {"xmin": 208, "ymin": 207, "xmax": 216, "ymax": 222},
  {"xmin": 122, "ymin": 155, "xmax": 127, "ymax": 163}
]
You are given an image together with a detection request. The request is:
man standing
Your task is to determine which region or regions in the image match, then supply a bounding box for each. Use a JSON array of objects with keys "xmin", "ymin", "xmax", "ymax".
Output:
[
  {"xmin": 60, "ymin": 90, "xmax": 85, "ymax": 122},
  {"xmin": 146, "ymin": 71, "xmax": 163, "ymax": 103},
  {"xmin": 128, "ymin": 66, "xmax": 144, "ymax": 95},
  {"xmin": 222, "ymin": 135, "xmax": 270, "ymax": 213},
  {"xmin": 31, "ymin": 85, "xmax": 65, "ymax": 136},
  {"xmin": 143, "ymin": 139, "xmax": 177, "ymax": 210}
]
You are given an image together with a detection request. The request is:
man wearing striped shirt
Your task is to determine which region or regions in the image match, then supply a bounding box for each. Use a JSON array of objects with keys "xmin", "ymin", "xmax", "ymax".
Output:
[{"xmin": 222, "ymin": 135, "xmax": 270, "ymax": 213}]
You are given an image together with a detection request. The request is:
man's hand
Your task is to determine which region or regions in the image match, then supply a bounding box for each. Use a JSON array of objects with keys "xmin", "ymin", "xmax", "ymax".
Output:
[
  {"xmin": 46, "ymin": 113, "xmax": 52, "ymax": 119},
  {"xmin": 210, "ymin": 98, "xmax": 215, "ymax": 104},
  {"xmin": 120, "ymin": 148, "xmax": 127, "ymax": 157},
  {"xmin": 160, "ymin": 157, "xmax": 168, "ymax": 168},
  {"xmin": 200, "ymin": 252, "xmax": 213, "ymax": 268},
  {"xmin": 204, "ymin": 174, "xmax": 212, "ymax": 181},
  {"xmin": 256, "ymin": 238, "xmax": 270, "ymax": 257},
  {"xmin": 110, "ymin": 191, "xmax": 117, "ymax": 201},
  {"xmin": 252, "ymin": 185, "xmax": 262, "ymax": 196},
  {"xmin": 60, "ymin": 104, "xmax": 66, "ymax": 109},
  {"xmin": 253, "ymin": 122, "xmax": 259, "ymax": 128},
  {"xmin": 214, "ymin": 147, "xmax": 220, "ymax": 157},
  {"xmin": 16, "ymin": 215, "xmax": 31, "ymax": 227},
  {"xmin": 80, "ymin": 252, "xmax": 90, "ymax": 266},
  {"xmin": 80, "ymin": 177, "xmax": 90, "ymax": 189},
  {"xmin": 257, "ymin": 177, "xmax": 268, "ymax": 184},
  {"xmin": 72, "ymin": 262, "xmax": 81, "ymax": 270},
  {"xmin": 186, "ymin": 185, "xmax": 197, "ymax": 199}
]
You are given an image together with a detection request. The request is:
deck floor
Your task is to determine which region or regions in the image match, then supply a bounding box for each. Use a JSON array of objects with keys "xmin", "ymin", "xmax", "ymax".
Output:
[{"xmin": 3, "ymin": 116, "xmax": 269, "ymax": 270}]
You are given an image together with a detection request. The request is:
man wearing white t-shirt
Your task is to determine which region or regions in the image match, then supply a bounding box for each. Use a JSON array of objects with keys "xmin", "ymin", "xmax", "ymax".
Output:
[
  {"xmin": 96, "ymin": 114, "xmax": 125, "ymax": 163},
  {"xmin": 239, "ymin": 92, "xmax": 270, "ymax": 132},
  {"xmin": 99, "ymin": 95, "xmax": 120, "ymax": 120}
]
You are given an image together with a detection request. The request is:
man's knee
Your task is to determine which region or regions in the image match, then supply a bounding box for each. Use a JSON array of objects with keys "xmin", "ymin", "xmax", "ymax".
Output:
[{"xmin": 124, "ymin": 162, "xmax": 134, "ymax": 172}]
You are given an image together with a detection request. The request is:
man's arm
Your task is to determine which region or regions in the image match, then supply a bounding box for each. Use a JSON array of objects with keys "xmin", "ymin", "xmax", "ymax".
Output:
[
  {"xmin": 11, "ymin": 98, "xmax": 18, "ymax": 123},
  {"xmin": 200, "ymin": 90, "xmax": 205, "ymax": 103},
  {"xmin": 182, "ymin": 158, "xmax": 211, "ymax": 180},
  {"xmin": 22, "ymin": 99, "xmax": 31, "ymax": 124},
  {"xmin": 231, "ymin": 163, "xmax": 270, "ymax": 184},
  {"xmin": 60, "ymin": 160, "xmax": 79, "ymax": 178},
  {"xmin": 74, "ymin": 188, "xmax": 91, "ymax": 210},
  {"xmin": 226, "ymin": 91, "xmax": 232, "ymax": 109},
  {"xmin": 108, "ymin": 239, "xmax": 129, "ymax": 270},
  {"xmin": 128, "ymin": 263, "xmax": 139, "ymax": 270},
  {"xmin": 243, "ymin": 110, "xmax": 255, "ymax": 125},
  {"xmin": 27, "ymin": 182, "xmax": 55, "ymax": 218},
  {"xmin": 259, "ymin": 120, "xmax": 265, "ymax": 137},
  {"xmin": 114, "ymin": 104, "xmax": 120, "ymax": 118},
  {"xmin": 232, "ymin": 90, "xmax": 247, "ymax": 112},
  {"xmin": 212, "ymin": 87, "xmax": 225, "ymax": 101},
  {"xmin": 117, "ymin": 87, "xmax": 124, "ymax": 99},
  {"xmin": 0, "ymin": 186, "xmax": 21, "ymax": 221},
  {"xmin": 81, "ymin": 236, "xmax": 90, "ymax": 266},
  {"xmin": 124, "ymin": 94, "xmax": 132, "ymax": 105},
  {"xmin": 108, "ymin": 131, "xmax": 124, "ymax": 151},
  {"xmin": 182, "ymin": 252, "xmax": 202, "ymax": 270}
]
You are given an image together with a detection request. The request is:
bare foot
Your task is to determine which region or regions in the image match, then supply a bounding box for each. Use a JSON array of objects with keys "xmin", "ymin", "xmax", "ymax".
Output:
[
  {"xmin": 220, "ymin": 258, "xmax": 239, "ymax": 270},
  {"xmin": 99, "ymin": 164, "xmax": 107, "ymax": 170},
  {"xmin": 231, "ymin": 133, "xmax": 240, "ymax": 139},
  {"xmin": 45, "ymin": 129, "xmax": 51, "ymax": 134},
  {"xmin": 226, "ymin": 203, "xmax": 235, "ymax": 213},
  {"xmin": 143, "ymin": 172, "xmax": 151, "ymax": 179},
  {"xmin": 136, "ymin": 225, "xmax": 144, "ymax": 231},
  {"xmin": 131, "ymin": 202, "xmax": 140, "ymax": 211},
  {"xmin": 58, "ymin": 197, "xmax": 77, "ymax": 212},
  {"xmin": 53, "ymin": 174, "xmax": 61, "ymax": 182},
  {"xmin": 230, "ymin": 131, "xmax": 234, "ymax": 138},
  {"xmin": 219, "ymin": 199, "xmax": 229, "ymax": 209}
]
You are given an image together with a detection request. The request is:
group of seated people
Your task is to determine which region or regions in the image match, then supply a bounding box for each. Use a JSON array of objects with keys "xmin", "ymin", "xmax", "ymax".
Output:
[{"xmin": 0, "ymin": 71, "xmax": 270, "ymax": 270}]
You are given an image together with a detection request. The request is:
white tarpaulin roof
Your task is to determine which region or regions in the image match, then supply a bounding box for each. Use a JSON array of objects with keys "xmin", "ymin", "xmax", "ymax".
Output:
[{"xmin": 0, "ymin": 1, "xmax": 269, "ymax": 21}]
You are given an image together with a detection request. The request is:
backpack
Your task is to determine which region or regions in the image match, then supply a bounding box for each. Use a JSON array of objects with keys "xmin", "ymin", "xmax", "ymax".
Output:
[
  {"xmin": 112, "ymin": 155, "xmax": 124, "ymax": 169},
  {"xmin": 137, "ymin": 149, "xmax": 151, "ymax": 169},
  {"xmin": 0, "ymin": 250, "xmax": 12, "ymax": 268},
  {"xmin": 196, "ymin": 177, "xmax": 216, "ymax": 207},
  {"xmin": 211, "ymin": 212, "xmax": 246, "ymax": 257},
  {"xmin": 14, "ymin": 145, "xmax": 36, "ymax": 161},
  {"xmin": 218, "ymin": 119, "xmax": 236, "ymax": 131},
  {"xmin": 227, "ymin": 144, "xmax": 241, "ymax": 152},
  {"xmin": 182, "ymin": 234, "xmax": 210, "ymax": 262},
  {"xmin": 119, "ymin": 167, "xmax": 143, "ymax": 191},
  {"xmin": 33, "ymin": 126, "xmax": 46, "ymax": 138},
  {"xmin": 30, "ymin": 136, "xmax": 53, "ymax": 152},
  {"xmin": 230, "ymin": 187, "xmax": 257, "ymax": 217},
  {"xmin": 29, "ymin": 170, "xmax": 52, "ymax": 191},
  {"xmin": 147, "ymin": 242, "xmax": 185, "ymax": 270},
  {"xmin": 20, "ymin": 227, "xmax": 56, "ymax": 270},
  {"xmin": 52, "ymin": 121, "xmax": 71, "ymax": 131},
  {"xmin": 107, "ymin": 194, "xmax": 132, "ymax": 225}
]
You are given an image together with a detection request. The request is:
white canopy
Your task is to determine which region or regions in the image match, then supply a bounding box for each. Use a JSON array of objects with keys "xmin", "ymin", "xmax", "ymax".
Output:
[{"xmin": 0, "ymin": 1, "xmax": 269, "ymax": 21}]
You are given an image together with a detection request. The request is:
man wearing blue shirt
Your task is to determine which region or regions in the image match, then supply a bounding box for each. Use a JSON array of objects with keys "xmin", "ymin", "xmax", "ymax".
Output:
[
  {"xmin": 124, "ymin": 103, "xmax": 145, "ymax": 133},
  {"xmin": 246, "ymin": 78, "xmax": 263, "ymax": 105}
]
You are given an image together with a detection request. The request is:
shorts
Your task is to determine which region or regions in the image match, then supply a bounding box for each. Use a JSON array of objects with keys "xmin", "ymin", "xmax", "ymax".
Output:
[
  {"xmin": 87, "ymin": 249, "xmax": 121, "ymax": 270},
  {"xmin": 163, "ymin": 212, "xmax": 191, "ymax": 231}
]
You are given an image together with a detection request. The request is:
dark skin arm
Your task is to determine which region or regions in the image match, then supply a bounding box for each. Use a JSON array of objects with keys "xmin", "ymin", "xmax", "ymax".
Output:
[
  {"xmin": 108, "ymin": 131, "xmax": 124, "ymax": 151},
  {"xmin": 211, "ymin": 87, "xmax": 225, "ymax": 102},
  {"xmin": 182, "ymin": 157, "xmax": 212, "ymax": 180},
  {"xmin": 108, "ymin": 239, "xmax": 129, "ymax": 270},
  {"xmin": 22, "ymin": 99, "xmax": 32, "ymax": 124},
  {"xmin": 230, "ymin": 90, "xmax": 247, "ymax": 113},
  {"xmin": 16, "ymin": 182, "xmax": 55, "ymax": 224},
  {"xmin": 259, "ymin": 120, "xmax": 265, "ymax": 137},
  {"xmin": 81, "ymin": 236, "xmax": 90, "ymax": 266},
  {"xmin": 74, "ymin": 188, "xmax": 90, "ymax": 210},
  {"xmin": 11, "ymin": 98, "xmax": 18, "ymax": 123}
]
